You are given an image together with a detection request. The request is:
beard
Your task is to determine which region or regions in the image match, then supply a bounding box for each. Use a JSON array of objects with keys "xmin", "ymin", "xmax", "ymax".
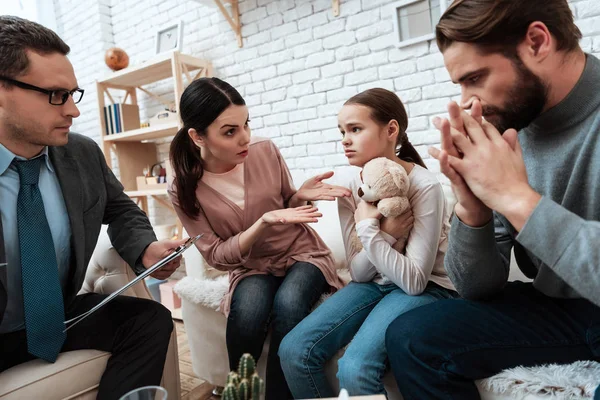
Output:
[
  {"xmin": 4, "ymin": 109, "xmax": 69, "ymax": 148},
  {"xmin": 482, "ymin": 57, "xmax": 548, "ymax": 133}
]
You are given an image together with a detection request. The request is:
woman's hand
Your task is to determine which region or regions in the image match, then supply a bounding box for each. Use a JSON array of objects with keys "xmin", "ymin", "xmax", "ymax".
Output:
[
  {"xmin": 292, "ymin": 171, "xmax": 352, "ymax": 204},
  {"xmin": 354, "ymin": 200, "xmax": 382, "ymax": 223},
  {"xmin": 380, "ymin": 210, "xmax": 414, "ymax": 240},
  {"xmin": 262, "ymin": 205, "xmax": 322, "ymax": 225}
]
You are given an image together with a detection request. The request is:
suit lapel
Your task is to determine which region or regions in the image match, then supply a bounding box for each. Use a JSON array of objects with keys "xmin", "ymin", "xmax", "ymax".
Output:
[{"xmin": 49, "ymin": 145, "xmax": 84, "ymax": 300}]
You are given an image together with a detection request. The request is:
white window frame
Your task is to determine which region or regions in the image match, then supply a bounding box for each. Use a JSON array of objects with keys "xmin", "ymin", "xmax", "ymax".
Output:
[
  {"xmin": 0, "ymin": 0, "xmax": 57, "ymax": 31},
  {"xmin": 35, "ymin": 0, "xmax": 58, "ymax": 32},
  {"xmin": 390, "ymin": 0, "xmax": 449, "ymax": 48}
]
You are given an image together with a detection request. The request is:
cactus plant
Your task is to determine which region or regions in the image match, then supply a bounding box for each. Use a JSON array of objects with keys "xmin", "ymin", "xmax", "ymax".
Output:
[
  {"xmin": 238, "ymin": 378, "xmax": 251, "ymax": 399},
  {"xmin": 223, "ymin": 383, "xmax": 239, "ymax": 400},
  {"xmin": 238, "ymin": 353, "xmax": 256, "ymax": 380},
  {"xmin": 227, "ymin": 371, "xmax": 240, "ymax": 387},
  {"xmin": 222, "ymin": 353, "xmax": 264, "ymax": 400},
  {"xmin": 251, "ymin": 372, "xmax": 264, "ymax": 400}
]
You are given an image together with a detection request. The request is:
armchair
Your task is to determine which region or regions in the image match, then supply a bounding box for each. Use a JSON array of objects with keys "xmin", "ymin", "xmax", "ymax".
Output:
[{"xmin": 0, "ymin": 226, "xmax": 181, "ymax": 400}]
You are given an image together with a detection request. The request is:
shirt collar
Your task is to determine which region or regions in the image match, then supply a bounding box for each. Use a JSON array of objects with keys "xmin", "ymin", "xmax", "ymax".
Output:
[{"xmin": 0, "ymin": 143, "xmax": 53, "ymax": 176}]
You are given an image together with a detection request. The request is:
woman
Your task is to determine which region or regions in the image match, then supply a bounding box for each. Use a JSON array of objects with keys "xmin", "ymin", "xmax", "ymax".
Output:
[
  {"xmin": 279, "ymin": 88, "xmax": 458, "ymax": 398},
  {"xmin": 167, "ymin": 77, "xmax": 348, "ymax": 399}
]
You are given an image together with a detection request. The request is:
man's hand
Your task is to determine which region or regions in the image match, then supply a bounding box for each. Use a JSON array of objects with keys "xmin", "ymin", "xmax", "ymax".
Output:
[
  {"xmin": 441, "ymin": 111, "xmax": 541, "ymax": 231},
  {"xmin": 142, "ymin": 239, "xmax": 187, "ymax": 280},
  {"xmin": 429, "ymin": 101, "xmax": 492, "ymax": 227},
  {"xmin": 354, "ymin": 200, "xmax": 382, "ymax": 223}
]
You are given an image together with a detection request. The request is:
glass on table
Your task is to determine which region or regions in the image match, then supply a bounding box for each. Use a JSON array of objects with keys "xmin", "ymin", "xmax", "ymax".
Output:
[{"xmin": 119, "ymin": 386, "xmax": 168, "ymax": 400}]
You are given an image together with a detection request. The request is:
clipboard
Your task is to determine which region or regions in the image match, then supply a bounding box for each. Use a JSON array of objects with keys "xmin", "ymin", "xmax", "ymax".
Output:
[{"xmin": 63, "ymin": 234, "xmax": 203, "ymax": 332}]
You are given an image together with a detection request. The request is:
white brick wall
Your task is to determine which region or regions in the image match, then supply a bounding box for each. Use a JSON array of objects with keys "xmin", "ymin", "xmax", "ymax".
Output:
[{"xmin": 53, "ymin": 0, "xmax": 600, "ymax": 224}]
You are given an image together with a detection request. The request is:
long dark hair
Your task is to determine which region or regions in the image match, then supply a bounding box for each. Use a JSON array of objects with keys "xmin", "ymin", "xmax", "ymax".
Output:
[
  {"xmin": 170, "ymin": 77, "xmax": 245, "ymax": 219},
  {"xmin": 344, "ymin": 88, "xmax": 426, "ymax": 169}
]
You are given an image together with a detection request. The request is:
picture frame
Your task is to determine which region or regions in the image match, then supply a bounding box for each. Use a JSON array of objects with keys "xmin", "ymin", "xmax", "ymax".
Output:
[
  {"xmin": 155, "ymin": 21, "xmax": 184, "ymax": 54},
  {"xmin": 390, "ymin": 0, "xmax": 449, "ymax": 48}
]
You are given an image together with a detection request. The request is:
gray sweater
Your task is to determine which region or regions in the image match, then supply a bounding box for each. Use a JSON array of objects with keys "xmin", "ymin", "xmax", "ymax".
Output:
[{"xmin": 446, "ymin": 54, "xmax": 600, "ymax": 307}]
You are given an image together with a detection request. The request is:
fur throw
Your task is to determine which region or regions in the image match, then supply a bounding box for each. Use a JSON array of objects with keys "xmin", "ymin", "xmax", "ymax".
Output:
[
  {"xmin": 479, "ymin": 360, "xmax": 600, "ymax": 399},
  {"xmin": 174, "ymin": 275, "xmax": 228, "ymax": 312}
]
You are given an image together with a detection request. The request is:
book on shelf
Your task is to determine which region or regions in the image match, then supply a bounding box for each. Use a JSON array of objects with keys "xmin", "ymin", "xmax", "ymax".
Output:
[{"xmin": 103, "ymin": 103, "xmax": 141, "ymax": 135}]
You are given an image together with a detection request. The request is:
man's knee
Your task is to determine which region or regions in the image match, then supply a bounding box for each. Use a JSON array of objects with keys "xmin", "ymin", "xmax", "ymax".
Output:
[
  {"xmin": 385, "ymin": 314, "xmax": 415, "ymax": 356},
  {"xmin": 385, "ymin": 301, "xmax": 452, "ymax": 362},
  {"xmin": 154, "ymin": 302, "xmax": 174, "ymax": 333},
  {"xmin": 136, "ymin": 299, "xmax": 174, "ymax": 341}
]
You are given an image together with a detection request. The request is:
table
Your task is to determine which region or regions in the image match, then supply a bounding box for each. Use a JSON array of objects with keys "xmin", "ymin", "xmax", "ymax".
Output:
[{"xmin": 305, "ymin": 396, "xmax": 386, "ymax": 400}]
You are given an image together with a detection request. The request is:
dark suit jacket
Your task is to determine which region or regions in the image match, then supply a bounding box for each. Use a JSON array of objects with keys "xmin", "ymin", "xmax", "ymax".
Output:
[{"xmin": 0, "ymin": 133, "xmax": 157, "ymax": 309}]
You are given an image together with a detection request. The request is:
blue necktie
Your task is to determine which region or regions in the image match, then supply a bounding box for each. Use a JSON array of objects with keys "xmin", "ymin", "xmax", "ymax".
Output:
[{"xmin": 15, "ymin": 157, "xmax": 66, "ymax": 362}]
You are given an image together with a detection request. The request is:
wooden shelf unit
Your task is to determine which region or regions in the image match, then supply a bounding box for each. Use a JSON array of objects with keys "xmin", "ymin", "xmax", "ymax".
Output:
[
  {"xmin": 98, "ymin": 52, "xmax": 212, "ymax": 87},
  {"xmin": 212, "ymin": 0, "xmax": 242, "ymax": 47},
  {"xmin": 125, "ymin": 189, "xmax": 169, "ymax": 197},
  {"xmin": 97, "ymin": 51, "xmax": 212, "ymax": 235},
  {"xmin": 102, "ymin": 121, "xmax": 179, "ymax": 142}
]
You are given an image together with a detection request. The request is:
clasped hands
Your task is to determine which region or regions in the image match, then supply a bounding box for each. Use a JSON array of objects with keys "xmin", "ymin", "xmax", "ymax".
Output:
[{"xmin": 428, "ymin": 100, "xmax": 540, "ymax": 230}]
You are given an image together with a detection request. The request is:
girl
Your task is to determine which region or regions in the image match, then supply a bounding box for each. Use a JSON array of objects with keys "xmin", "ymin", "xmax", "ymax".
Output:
[
  {"xmin": 279, "ymin": 88, "xmax": 458, "ymax": 398},
  {"xmin": 168, "ymin": 77, "xmax": 348, "ymax": 400}
]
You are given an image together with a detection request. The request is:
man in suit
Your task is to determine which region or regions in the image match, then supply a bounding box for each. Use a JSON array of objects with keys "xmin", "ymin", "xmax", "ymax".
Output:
[{"xmin": 0, "ymin": 16, "xmax": 185, "ymax": 399}]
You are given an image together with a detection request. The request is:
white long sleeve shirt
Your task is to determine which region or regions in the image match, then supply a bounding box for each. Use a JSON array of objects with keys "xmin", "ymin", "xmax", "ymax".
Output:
[{"xmin": 337, "ymin": 165, "xmax": 455, "ymax": 295}]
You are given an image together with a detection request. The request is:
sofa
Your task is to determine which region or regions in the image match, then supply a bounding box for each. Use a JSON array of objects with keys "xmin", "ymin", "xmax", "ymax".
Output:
[
  {"xmin": 175, "ymin": 173, "xmax": 597, "ymax": 399},
  {"xmin": 0, "ymin": 226, "xmax": 181, "ymax": 400}
]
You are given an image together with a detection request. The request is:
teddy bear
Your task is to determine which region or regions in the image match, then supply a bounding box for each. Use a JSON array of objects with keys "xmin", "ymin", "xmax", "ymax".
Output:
[{"xmin": 350, "ymin": 157, "xmax": 411, "ymax": 255}]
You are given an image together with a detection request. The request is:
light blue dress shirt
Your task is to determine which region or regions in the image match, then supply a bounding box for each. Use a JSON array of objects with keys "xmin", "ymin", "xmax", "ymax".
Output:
[{"xmin": 0, "ymin": 143, "xmax": 71, "ymax": 333}]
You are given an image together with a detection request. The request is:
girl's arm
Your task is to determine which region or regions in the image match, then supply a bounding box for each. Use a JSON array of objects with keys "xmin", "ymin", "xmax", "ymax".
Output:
[
  {"xmin": 338, "ymin": 192, "xmax": 378, "ymax": 282},
  {"xmin": 358, "ymin": 182, "xmax": 446, "ymax": 295}
]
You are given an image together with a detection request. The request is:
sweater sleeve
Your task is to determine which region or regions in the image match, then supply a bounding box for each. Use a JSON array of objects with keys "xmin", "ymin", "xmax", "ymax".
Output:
[
  {"xmin": 357, "ymin": 181, "xmax": 447, "ymax": 295},
  {"xmin": 445, "ymin": 213, "xmax": 513, "ymax": 299},
  {"xmin": 168, "ymin": 186, "xmax": 251, "ymax": 271},
  {"xmin": 337, "ymin": 193, "xmax": 378, "ymax": 282},
  {"xmin": 517, "ymin": 196, "xmax": 600, "ymax": 306}
]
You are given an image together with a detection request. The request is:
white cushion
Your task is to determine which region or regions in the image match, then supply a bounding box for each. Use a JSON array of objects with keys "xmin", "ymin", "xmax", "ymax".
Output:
[
  {"xmin": 308, "ymin": 199, "xmax": 347, "ymax": 270},
  {"xmin": 0, "ymin": 350, "xmax": 109, "ymax": 400}
]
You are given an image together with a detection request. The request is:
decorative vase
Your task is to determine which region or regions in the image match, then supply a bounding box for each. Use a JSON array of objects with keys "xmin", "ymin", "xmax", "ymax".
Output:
[{"xmin": 105, "ymin": 47, "xmax": 129, "ymax": 71}]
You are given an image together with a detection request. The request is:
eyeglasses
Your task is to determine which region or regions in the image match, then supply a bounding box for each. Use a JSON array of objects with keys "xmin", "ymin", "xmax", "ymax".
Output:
[{"xmin": 0, "ymin": 77, "xmax": 84, "ymax": 105}]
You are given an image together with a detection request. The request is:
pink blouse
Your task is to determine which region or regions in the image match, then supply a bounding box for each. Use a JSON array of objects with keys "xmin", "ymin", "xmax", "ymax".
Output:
[{"xmin": 168, "ymin": 137, "xmax": 344, "ymax": 315}]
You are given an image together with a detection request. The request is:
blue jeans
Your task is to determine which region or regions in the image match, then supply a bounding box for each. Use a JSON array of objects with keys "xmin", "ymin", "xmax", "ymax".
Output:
[
  {"xmin": 279, "ymin": 280, "xmax": 457, "ymax": 398},
  {"xmin": 386, "ymin": 282, "xmax": 600, "ymax": 400},
  {"xmin": 226, "ymin": 261, "xmax": 328, "ymax": 400}
]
